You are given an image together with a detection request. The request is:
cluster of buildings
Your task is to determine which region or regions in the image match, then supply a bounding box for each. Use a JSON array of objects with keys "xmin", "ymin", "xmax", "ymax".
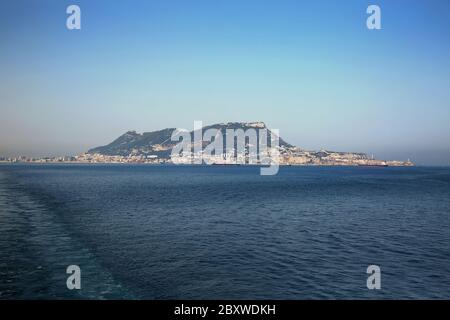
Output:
[
  {"xmin": 170, "ymin": 146, "xmax": 414, "ymax": 166},
  {"xmin": 0, "ymin": 156, "xmax": 76, "ymax": 163},
  {"xmin": 171, "ymin": 150, "xmax": 268, "ymax": 165},
  {"xmin": 74, "ymin": 153, "xmax": 166, "ymax": 164},
  {"xmin": 0, "ymin": 147, "xmax": 413, "ymax": 167},
  {"xmin": 279, "ymin": 148, "xmax": 413, "ymax": 166},
  {"xmin": 0, "ymin": 154, "xmax": 167, "ymax": 164}
]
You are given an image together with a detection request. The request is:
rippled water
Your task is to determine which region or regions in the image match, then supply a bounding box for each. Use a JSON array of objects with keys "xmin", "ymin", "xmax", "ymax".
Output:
[{"xmin": 1, "ymin": 164, "xmax": 449, "ymax": 299}]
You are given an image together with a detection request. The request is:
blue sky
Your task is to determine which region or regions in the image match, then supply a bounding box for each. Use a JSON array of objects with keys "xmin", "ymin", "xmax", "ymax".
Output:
[{"xmin": 1, "ymin": 0, "xmax": 449, "ymax": 164}]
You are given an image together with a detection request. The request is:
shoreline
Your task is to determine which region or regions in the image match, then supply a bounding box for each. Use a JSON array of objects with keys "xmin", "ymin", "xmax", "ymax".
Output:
[{"xmin": 0, "ymin": 161, "xmax": 416, "ymax": 167}]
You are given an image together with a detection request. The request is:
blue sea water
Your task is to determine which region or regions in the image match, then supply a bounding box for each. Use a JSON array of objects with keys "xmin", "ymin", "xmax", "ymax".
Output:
[{"xmin": 0, "ymin": 164, "xmax": 449, "ymax": 299}]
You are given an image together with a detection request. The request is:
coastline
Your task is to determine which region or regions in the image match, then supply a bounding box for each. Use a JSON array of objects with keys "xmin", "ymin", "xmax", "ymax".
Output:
[{"xmin": 0, "ymin": 161, "xmax": 415, "ymax": 167}]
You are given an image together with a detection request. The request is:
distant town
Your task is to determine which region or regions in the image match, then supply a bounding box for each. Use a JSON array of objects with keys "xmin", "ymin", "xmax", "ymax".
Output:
[
  {"xmin": 0, "ymin": 122, "xmax": 414, "ymax": 167},
  {"xmin": 0, "ymin": 150, "xmax": 413, "ymax": 167}
]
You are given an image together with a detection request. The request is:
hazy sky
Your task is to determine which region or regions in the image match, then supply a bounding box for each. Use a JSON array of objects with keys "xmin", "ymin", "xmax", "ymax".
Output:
[{"xmin": 1, "ymin": 0, "xmax": 449, "ymax": 165}]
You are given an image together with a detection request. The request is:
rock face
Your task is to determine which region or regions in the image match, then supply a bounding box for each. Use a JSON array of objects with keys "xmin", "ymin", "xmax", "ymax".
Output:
[
  {"xmin": 84, "ymin": 122, "xmax": 413, "ymax": 166},
  {"xmin": 88, "ymin": 128, "xmax": 176, "ymax": 157},
  {"xmin": 88, "ymin": 122, "xmax": 291, "ymax": 158}
]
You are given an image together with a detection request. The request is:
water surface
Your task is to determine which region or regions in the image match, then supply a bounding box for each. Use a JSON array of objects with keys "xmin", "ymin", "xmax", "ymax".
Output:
[{"xmin": 1, "ymin": 164, "xmax": 449, "ymax": 299}]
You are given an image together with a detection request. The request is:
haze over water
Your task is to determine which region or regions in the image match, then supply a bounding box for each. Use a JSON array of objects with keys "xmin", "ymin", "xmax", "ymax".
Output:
[{"xmin": 1, "ymin": 164, "xmax": 449, "ymax": 299}]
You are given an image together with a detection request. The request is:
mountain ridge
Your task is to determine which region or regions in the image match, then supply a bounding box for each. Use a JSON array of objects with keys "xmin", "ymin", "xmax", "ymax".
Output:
[
  {"xmin": 84, "ymin": 121, "xmax": 413, "ymax": 166},
  {"xmin": 88, "ymin": 122, "xmax": 291, "ymax": 157}
]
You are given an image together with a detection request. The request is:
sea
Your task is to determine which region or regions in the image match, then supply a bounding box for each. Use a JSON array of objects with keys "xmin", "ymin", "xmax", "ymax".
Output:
[{"xmin": 0, "ymin": 164, "xmax": 449, "ymax": 299}]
